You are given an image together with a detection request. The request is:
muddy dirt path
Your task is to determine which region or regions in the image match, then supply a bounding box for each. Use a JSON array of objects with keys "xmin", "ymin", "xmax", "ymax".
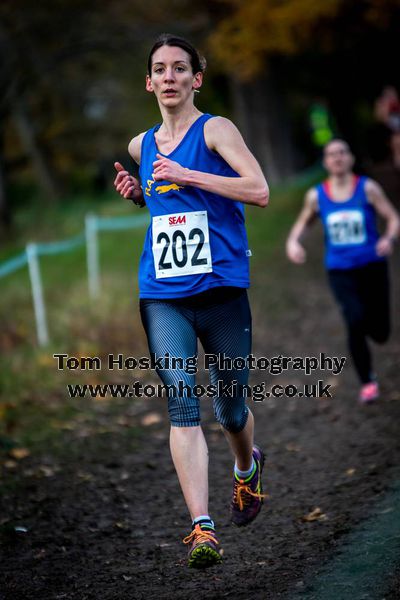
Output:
[{"xmin": 1, "ymin": 235, "xmax": 400, "ymax": 600}]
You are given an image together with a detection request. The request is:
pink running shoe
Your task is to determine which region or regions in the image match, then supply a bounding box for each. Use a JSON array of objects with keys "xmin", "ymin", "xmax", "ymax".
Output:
[{"xmin": 359, "ymin": 381, "xmax": 379, "ymax": 404}]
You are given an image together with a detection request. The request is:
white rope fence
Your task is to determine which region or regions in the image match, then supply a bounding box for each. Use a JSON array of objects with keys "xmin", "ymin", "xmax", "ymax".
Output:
[{"xmin": 0, "ymin": 213, "xmax": 148, "ymax": 346}]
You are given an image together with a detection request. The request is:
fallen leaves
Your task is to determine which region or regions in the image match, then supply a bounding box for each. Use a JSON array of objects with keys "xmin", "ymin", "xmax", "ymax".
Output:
[
  {"xmin": 37, "ymin": 353, "xmax": 56, "ymax": 368},
  {"xmin": 9, "ymin": 447, "xmax": 30, "ymax": 460},
  {"xmin": 76, "ymin": 470, "xmax": 93, "ymax": 482},
  {"xmin": 301, "ymin": 507, "xmax": 327, "ymax": 522},
  {"xmin": 114, "ymin": 521, "xmax": 130, "ymax": 531},
  {"xmin": 37, "ymin": 465, "xmax": 56, "ymax": 477},
  {"xmin": 3, "ymin": 460, "xmax": 17, "ymax": 469},
  {"xmin": 285, "ymin": 443, "xmax": 301, "ymax": 452},
  {"xmin": 140, "ymin": 412, "xmax": 162, "ymax": 427}
]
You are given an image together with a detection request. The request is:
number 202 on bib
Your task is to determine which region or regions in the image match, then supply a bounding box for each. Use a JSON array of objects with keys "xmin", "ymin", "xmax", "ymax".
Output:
[{"xmin": 152, "ymin": 211, "xmax": 213, "ymax": 279}]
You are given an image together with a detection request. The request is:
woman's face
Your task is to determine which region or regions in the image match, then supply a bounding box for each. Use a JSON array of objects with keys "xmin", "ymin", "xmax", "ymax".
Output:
[
  {"xmin": 323, "ymin": 141, "xmax": 354, "ymax": 177},
  {"xmin": 146, "ymin": 45, "xmax": 202, "ymax": 108}
]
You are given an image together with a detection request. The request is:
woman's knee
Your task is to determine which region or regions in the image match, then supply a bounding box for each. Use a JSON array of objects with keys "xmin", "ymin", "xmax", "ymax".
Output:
[
  {"xmin": 214, "ymin": 401, "xmax": 249, "ymax": 433},
  {"xmin": 345, "ymin": 315, "xmax": 365, "ymax": 337}
]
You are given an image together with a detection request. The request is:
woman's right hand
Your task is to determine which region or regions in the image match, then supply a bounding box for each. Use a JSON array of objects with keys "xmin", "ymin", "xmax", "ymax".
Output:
[{"xmin": 114, "ymin": 162, "xmax": 146, "ymax": 207}]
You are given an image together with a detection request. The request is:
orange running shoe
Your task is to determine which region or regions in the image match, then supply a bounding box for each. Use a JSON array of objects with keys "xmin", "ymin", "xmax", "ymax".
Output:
[{"xmin": 183, "ymin": 524, "xmax": 223, "ymax": 568}]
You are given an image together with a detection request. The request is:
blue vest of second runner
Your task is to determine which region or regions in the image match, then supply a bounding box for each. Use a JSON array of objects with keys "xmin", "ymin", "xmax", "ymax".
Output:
[
  {"xmin": 317, "ymin": 175, "xmax": 383, "ymax": 270},
  {"xmin": 138, "ymin": 113, "xmax": 251, "ymax": 298}
]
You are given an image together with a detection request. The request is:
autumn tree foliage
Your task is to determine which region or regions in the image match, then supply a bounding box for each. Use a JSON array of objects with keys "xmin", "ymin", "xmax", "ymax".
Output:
[
  {"xmin": 0, "ymin": 0, "xmax": 399, "ymax": 225},
  {"xmin": 209, "ymin": 0, "xmax": 345, "ymax": 81},
  {"xmin": 209, "ymin": 0, "xmax": 400, "ymax": 81},
  {"xmin": 205, "ymin": 0, "xmax": 400, "ymax": 181}
]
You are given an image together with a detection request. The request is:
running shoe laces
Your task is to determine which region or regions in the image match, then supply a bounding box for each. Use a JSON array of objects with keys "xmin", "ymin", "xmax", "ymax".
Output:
[
  {"xmin": 230, "ymin": 445, "xmax": 267, "ymax": 527},
  {"xmin": 183, "ymin": 524, "xmax": 222, "ymax": 568},
  {"xmin": 232, "ymin": 479, "xmax": 267, "ymax": 511},
  {"xmin": 183, "ymin": 525, "xmax": 218, "ymax": 547}
]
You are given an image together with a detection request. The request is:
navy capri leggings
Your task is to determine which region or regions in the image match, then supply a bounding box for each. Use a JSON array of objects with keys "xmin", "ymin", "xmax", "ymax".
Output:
[{"xmin": 140, "ymin": 287, "xmax": 251, "ymax": 432}]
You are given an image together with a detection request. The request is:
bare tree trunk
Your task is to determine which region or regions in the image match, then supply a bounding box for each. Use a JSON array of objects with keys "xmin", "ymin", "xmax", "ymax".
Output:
[
  {"xmin": 12, "ymin": 98, "xmax": 60, "ymax": 202},
  {"xmin": 231, "ymin": 73, "xmax": 295, "ymax": 184},
  {"xmin": 0, "ymin": 160, "xmax": 10, "ymax": 232},
  {"xmin": 0, "ymin": 123, "xmax": 11, "ymax": 231}
]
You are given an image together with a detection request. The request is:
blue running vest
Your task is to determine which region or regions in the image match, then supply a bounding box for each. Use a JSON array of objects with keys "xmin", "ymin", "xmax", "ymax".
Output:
[
  {"xmin": 138, "ymin": 114, "xmax": 251, "ymax": 298},
  {"xmin": 317, "ymin": 175, "xmax": 384, "ymax": 270}
]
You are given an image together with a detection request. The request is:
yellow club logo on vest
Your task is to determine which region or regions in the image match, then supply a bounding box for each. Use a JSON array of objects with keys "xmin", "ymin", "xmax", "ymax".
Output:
[
  {"xmin": 145, "ymin": 176, "xmax": 184, "ymax": 197},
  {"xmin": 156, "ymin": 183, "xmax": 184, "ymax": 194}
]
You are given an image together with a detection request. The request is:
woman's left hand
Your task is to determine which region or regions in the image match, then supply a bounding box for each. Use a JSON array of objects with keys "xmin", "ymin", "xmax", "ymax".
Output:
[
  {"xmin": 376, "ymin": 236, "xmax": 394, "ymax": 256},
  {"xmin": 152, "ymin": 154, "xmax": 188, "ymax": 185}
]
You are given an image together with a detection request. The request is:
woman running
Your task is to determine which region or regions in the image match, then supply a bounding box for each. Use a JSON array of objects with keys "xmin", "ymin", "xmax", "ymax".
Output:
[
  {"xmin": 286, "ymin": 139, "xmax": 399, "ymax": 403},
  {"xmin": 113, "ymin": 34, "xmax": 269, "ymax": 568}
]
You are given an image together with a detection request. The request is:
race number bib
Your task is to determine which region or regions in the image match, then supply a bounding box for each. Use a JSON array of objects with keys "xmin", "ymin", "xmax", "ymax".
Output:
[
  {"xmin": 326, "ymin": 210, "xmax": 366, "ymax": 245},
  {"xmin": 152, "ymin": 211, "xmax": 213, "ymax": 278}
]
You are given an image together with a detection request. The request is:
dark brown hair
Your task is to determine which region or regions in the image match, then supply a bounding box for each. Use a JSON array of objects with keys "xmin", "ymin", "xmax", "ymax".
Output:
[
  {"xmin": 323, "ymin": 139, "xmax": 351, "ymax": 156},
  {"xmin": 147, "ymin": 34, "xmax": 206, "ymax": 76}
]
